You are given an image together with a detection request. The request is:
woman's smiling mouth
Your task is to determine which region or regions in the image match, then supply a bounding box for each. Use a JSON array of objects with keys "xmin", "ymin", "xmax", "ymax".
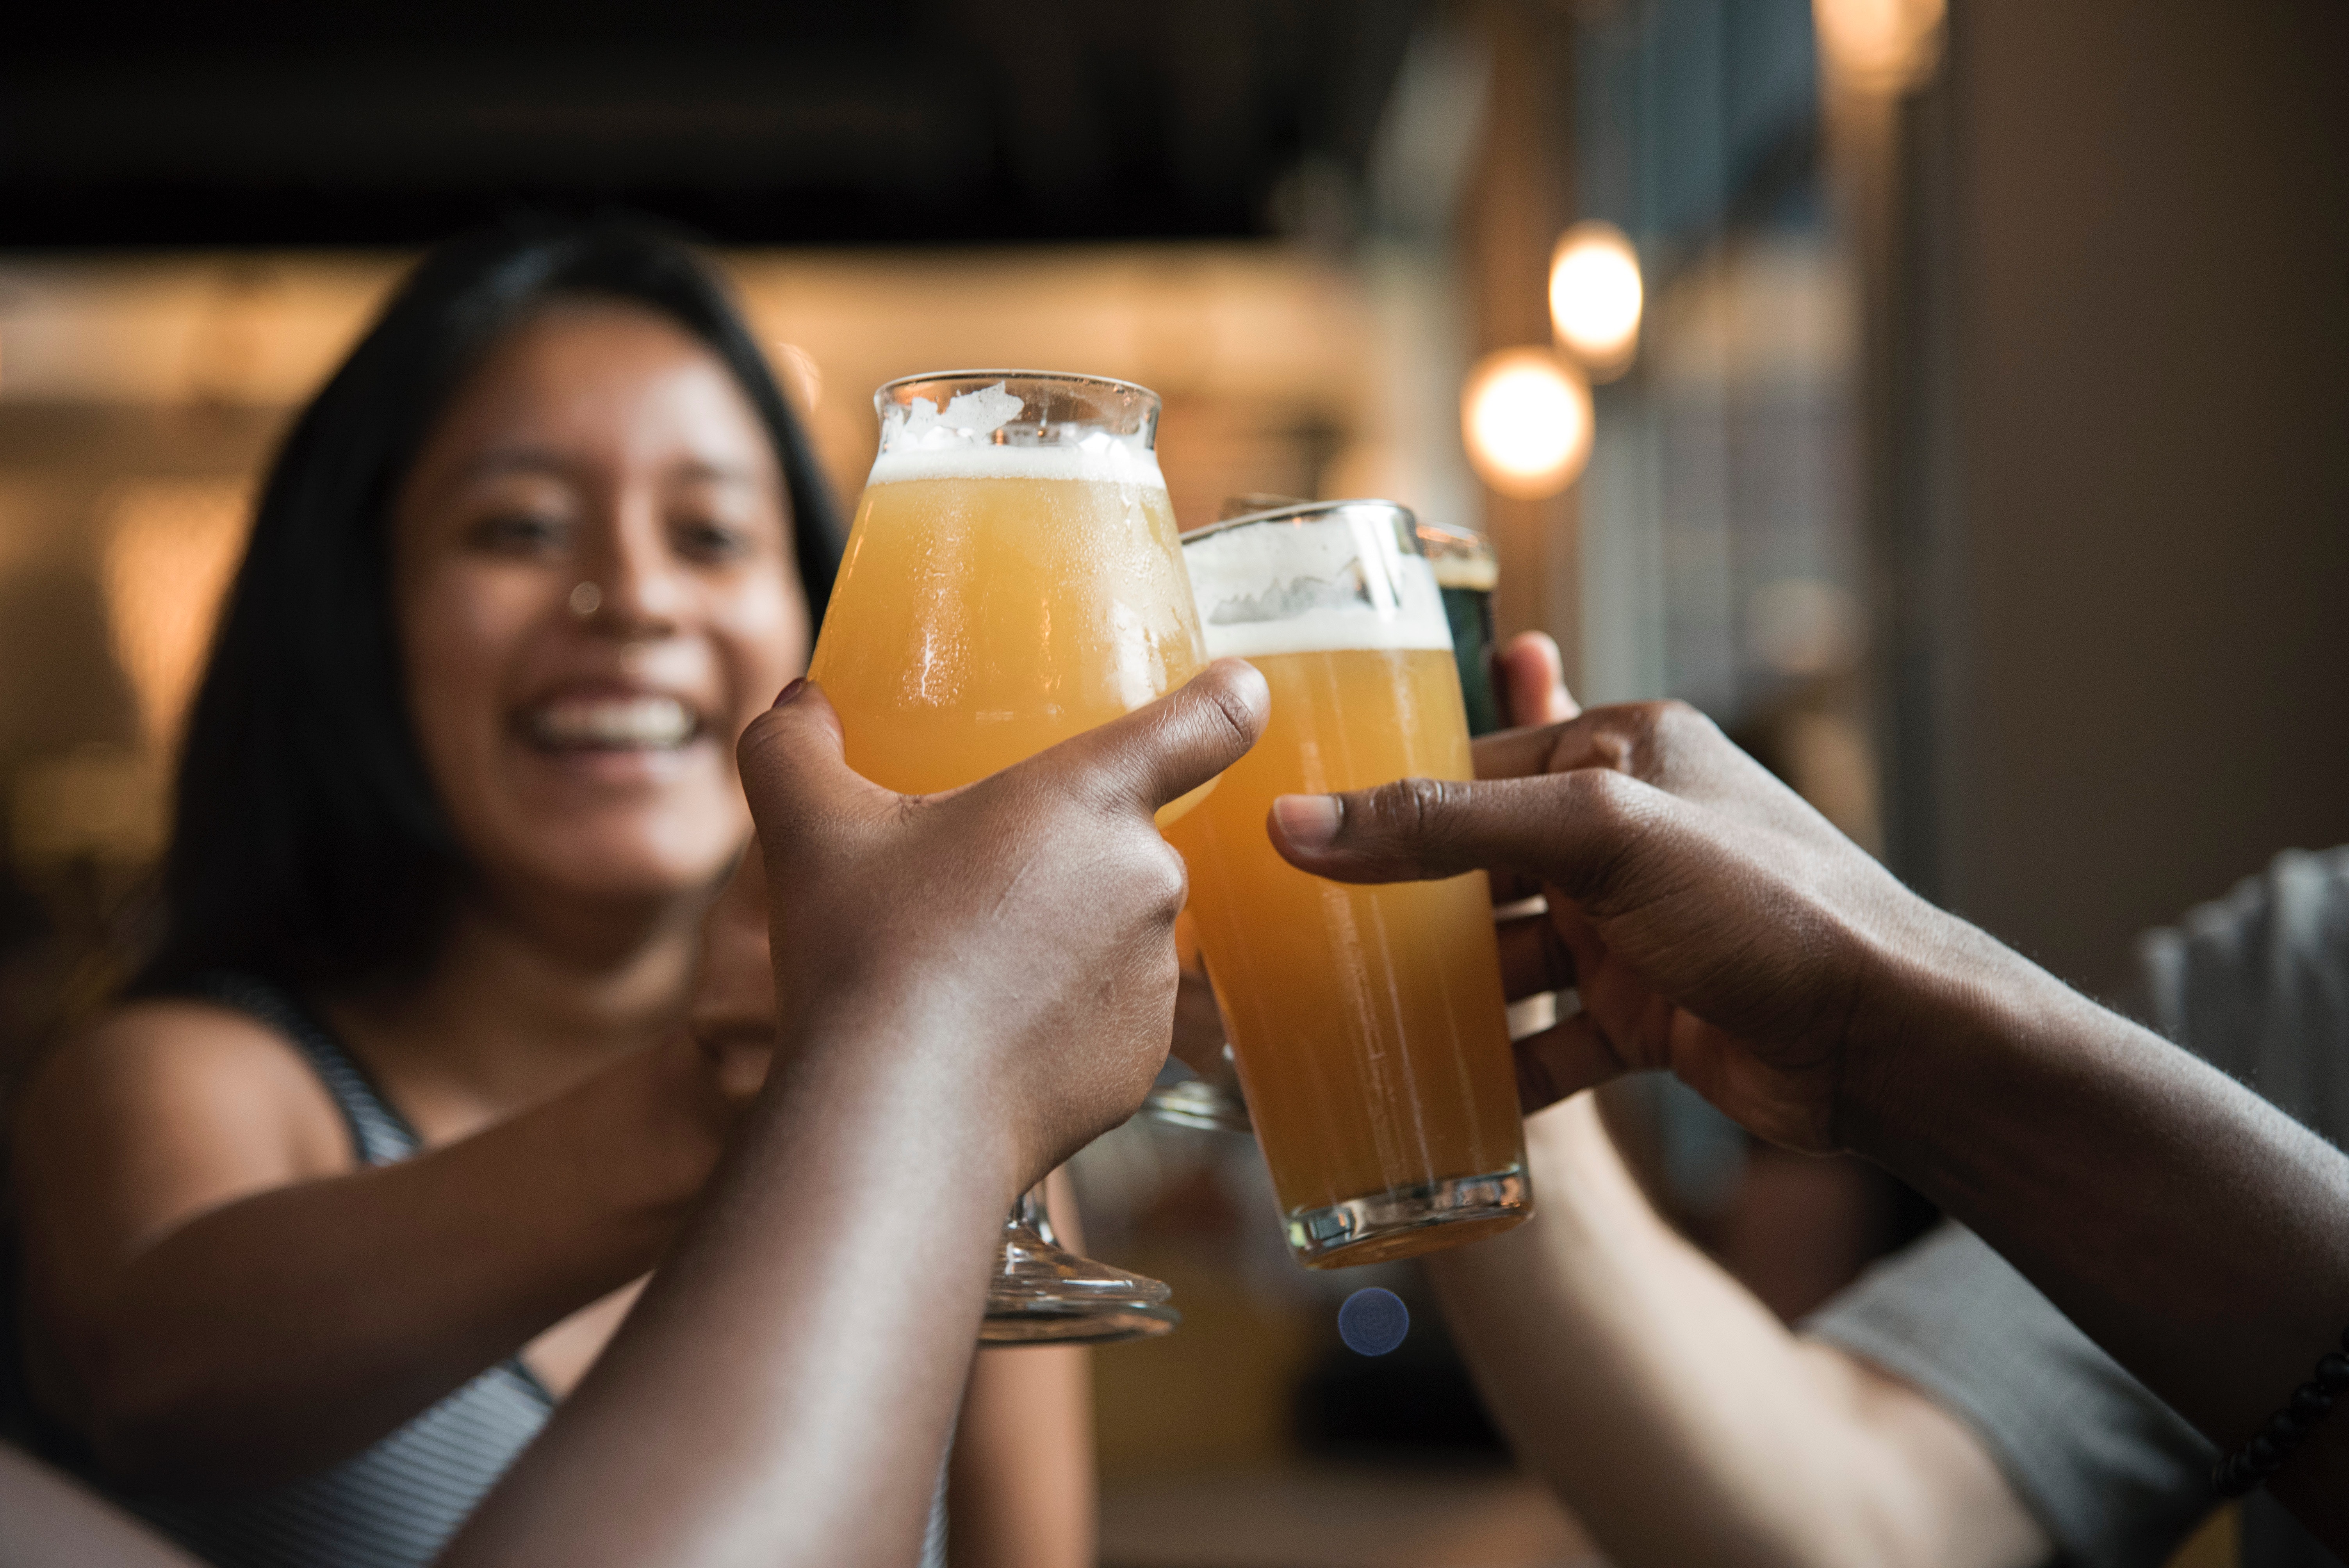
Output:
[{"xmin": 524, "ymin": 692, "xmax": 703, "ymax": 752}]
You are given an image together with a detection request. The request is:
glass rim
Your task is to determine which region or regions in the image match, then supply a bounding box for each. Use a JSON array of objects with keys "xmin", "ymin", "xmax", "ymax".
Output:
[
  {"xmin": 1415, "ymin": 517, "xmax": 1492, "ymax": 549},
  {"xmin": 1180, "ymin": 496, "xmax": 1420, "ymax": 547},
  {"xmin": 874, "ymin": 368, "xmax": 1159, "ymax": 403}
]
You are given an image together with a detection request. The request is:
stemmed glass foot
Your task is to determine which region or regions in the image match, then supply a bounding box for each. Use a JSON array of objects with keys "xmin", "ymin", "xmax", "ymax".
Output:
[{"xmin": 980, "ymin": 1185, "xmax": 1178, "ymax": 1344}]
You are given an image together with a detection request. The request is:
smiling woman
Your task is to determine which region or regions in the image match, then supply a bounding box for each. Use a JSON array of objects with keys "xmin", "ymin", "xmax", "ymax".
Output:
[
  {"xmin": 388, "ymin": 297, "xmax": 806, "ymax": 921},
  {"xmin": 3, "ymin": 221, "xmax": 1091, "ymax": 1568}
]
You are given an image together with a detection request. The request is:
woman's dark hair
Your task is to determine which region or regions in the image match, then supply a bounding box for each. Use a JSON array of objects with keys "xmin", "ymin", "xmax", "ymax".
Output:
[{"xmin": 137, "ymin": 216, "xmax": 842, "ymax": 995}]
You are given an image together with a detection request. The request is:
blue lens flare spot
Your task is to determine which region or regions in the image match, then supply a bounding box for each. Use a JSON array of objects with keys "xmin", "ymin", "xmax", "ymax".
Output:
[{"xmin": 1338, "ymin": 1287, "xmax": 1410, "ymax": 1356}]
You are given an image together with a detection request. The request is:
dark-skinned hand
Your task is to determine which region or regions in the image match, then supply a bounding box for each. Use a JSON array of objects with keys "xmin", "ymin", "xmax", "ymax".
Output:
[
  {"xmin": 1162, "ymin": 631, "xmax": 1581, "ymax": 1087},
  {"xmin": 709, "ymin": 659, "xmax": 1270, "ymax": 1191},
  {"xmin": 1267, "ymin": 693, "xmax": 1961, "ymax": 1154}
]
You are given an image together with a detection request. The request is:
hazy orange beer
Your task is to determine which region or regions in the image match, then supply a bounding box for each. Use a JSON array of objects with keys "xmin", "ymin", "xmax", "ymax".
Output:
[
  {"xmin": 809, "ymin": 383, "xmax": 1201, "ymax": 793},
  {"xmin": 1170, "ymin": 501, "xmax": 1529, "ymax": 1267},
  {"xmin": 807, "ymin": 371, "xmax": 1204, "ymax": 1341}
]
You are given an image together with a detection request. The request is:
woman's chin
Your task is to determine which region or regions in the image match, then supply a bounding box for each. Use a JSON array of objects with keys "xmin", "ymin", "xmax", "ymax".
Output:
[
  {"xmin": 506, "ymin": 840, "xmax": 742, "ymax": 911},
  {"xmin": 487, "ymin": 796, "xmax": 748, "ymax": 908}
]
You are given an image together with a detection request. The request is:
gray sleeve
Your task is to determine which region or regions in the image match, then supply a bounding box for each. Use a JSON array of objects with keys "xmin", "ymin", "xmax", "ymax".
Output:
[
  {"xmin": 1804, "ymin": 1226, "xmax": 2214, "ymax": 1568},
  {"xmin": 2134, "ymin": 846, "xmax": 2349, "ymax": 1137}
]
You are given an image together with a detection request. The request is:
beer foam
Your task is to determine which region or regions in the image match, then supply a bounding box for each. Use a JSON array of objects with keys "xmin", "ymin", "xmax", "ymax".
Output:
[
  {"xmin": 865, "ymin": 441, "xmax": 1166, "ymax": 488},
  {"xmin": 866, "ymin": 380, "xmax": 1166, "ymax": 488},
  {"xmin": 1185, "ymin": 515, "xmax": 1454, "ymax": 660}
]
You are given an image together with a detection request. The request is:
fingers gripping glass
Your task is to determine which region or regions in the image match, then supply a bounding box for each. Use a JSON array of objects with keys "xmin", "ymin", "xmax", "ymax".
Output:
[
  {"xmin": 805, "ymin": 371, "xmax": 1201, "ymax": 1342},
  {"xmin": 1160, "ymin": 501, "xmax": 1531, "ymax": 1267},
  {"xmin": 1142, "ymin": 510, "xmax": 1505, "ymax": 1143}
]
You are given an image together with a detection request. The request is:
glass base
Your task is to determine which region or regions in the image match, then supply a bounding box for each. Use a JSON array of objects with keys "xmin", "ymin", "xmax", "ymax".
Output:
[
  {"xmin": 1286, "ymin": 1165, "xmax": 1532, "ymax": 1269},
  {"xmin": 982, "ymin": 1185, "xmax": 1180, "ymax": 1345},
  {"xmin": 1139, "ymin": 1078, "xmax": 1255, "ymax": 1135}
]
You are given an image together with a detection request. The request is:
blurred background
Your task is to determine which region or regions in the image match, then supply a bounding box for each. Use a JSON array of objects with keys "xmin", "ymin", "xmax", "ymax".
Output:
[{"xmin": 2, "ymin": 2, "xmax": 2344, "ymax": 1564}]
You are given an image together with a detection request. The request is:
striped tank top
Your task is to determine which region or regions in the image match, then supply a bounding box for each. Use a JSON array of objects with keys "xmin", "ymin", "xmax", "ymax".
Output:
[{"xmin": 41, "ymin": 973, "xmax": 950, "ymax": 1568}]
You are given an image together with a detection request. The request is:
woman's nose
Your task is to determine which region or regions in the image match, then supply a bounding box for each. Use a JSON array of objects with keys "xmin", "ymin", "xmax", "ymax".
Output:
[{"xmin": 584, "ymin": 518, "xmax": 686, "ymax": 636}]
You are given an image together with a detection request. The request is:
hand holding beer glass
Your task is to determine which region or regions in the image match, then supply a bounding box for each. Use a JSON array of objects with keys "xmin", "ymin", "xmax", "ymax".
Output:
[
  {"xmin": 805, "ymin": 371, "xmax": 1202, "ymax": 1342},
  {"xmin": 1168, "ymin": 502, "xmax": 1531, "ymax": 1265}
]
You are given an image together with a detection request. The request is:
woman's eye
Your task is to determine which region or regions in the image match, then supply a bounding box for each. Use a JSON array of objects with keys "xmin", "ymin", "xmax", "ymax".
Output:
[
  {"xmin": 674, "ymin": 518, "xmax": 750, "ymax": 563},
  {"xmin": 470, "ymin": 513, "xmax": 571, "ymax": 554}
]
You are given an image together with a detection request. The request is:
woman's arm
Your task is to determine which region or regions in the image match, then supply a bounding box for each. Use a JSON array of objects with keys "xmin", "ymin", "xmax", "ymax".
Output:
[
  {"xmin": 1273, "ymin": 698, "xmax": 2349, "ymax": 1552},
  {"xmin": 1430, "ymin": 1095, "xmax": 2046, "ymax": 1568},
  {"xmin": 9, "ymin": 1013, "xmax": 733, "ymax": 1488}
]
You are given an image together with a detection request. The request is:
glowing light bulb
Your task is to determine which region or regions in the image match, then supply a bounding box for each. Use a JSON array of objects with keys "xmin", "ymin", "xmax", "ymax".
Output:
[
  {"xmin": 1549, "ymin": 221, "xmax": 1643, "ymax": 378},
  {"xmin": 1461, "ymin": 348, "xmax": 1593, "ymax": 499},
  {"xmin": 1813, "ymin": 0, "xmax": 1944, "ymax": 92}
]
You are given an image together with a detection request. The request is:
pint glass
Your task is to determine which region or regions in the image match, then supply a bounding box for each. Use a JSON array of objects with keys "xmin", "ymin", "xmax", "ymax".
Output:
[
  {"xmin": 1168, "ymin": 501, "xmax": 1530, "ymax": 1266},
  {"xmin": 807, "ymin": 371, "xmax": 1203, "ymax": 1341},
  {"xmin": 1417, "ymin": 519, "xmax": 1502, "ymax": 738},
  {"xmin": 1142, "ymin": 508, "xmax": 1507, "ymax": 1139}
]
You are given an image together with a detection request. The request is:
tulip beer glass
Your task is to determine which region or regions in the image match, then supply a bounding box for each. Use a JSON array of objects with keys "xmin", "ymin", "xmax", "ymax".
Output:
[
  {"xmin": 1167, "ymin": 501, "xmax": 1530, "ymax": 1266},
  {"xmin": 807, "ymin": 371, "xmax": 1203, "ymax": 1341}
]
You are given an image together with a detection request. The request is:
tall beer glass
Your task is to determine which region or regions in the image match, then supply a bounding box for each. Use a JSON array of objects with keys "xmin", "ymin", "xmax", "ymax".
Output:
[
  {"xmin": 1167, "ymin": 501, "xmax": 1531, "ymax": 1266},
  {"xmin": 1144, "ymin": 512, "xmax": 1507, "ymax": 1140},
  {"xmin": 807, "ymin": 371, "xmax": 1202, "ymax": 1342},
  {"xmin": 1417, "ymin": 520, "xmax": 1502, "ymax": 737}
]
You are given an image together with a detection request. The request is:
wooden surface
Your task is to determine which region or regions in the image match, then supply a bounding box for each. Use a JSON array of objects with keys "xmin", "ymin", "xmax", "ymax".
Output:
[{"xmin": 1100, "ymin": 1465, "xmax": 1602, "ymax": 1568}]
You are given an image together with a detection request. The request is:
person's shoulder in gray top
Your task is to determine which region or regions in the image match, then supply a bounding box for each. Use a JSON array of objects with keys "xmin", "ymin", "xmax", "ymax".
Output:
[{"xmin": 1805, "ymin": 846, "xmax": 2349, "ymax": 1568}]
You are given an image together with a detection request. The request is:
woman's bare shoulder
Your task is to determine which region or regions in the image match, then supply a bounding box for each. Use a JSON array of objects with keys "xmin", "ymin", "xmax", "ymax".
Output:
[
  {"xmin": 14, "ymin": 997, "xmax": 353, "ymax": 1196},
  {"xmin": 0, "ymin": 1441, "xmax": 205, "ymax": 1568}
]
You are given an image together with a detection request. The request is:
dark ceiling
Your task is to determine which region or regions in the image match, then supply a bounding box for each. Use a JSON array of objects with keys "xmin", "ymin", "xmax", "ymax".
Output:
[{"xmin": 1, "ymin": 0, "xmax": 1425, "ymax": 248}]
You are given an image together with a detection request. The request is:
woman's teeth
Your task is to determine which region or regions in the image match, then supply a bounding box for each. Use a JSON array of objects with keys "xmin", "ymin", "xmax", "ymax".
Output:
[{"xmin": 529, "ymin": 695, "xmax": 697, "ymax": 750}]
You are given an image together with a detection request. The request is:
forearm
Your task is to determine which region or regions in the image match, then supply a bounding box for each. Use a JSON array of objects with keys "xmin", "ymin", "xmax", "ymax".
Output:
[
  {"xmin": 1433, "ymin": 1094, "xmax": 2027, "ymax": 1568},
  {"xmin": 63, "ymin": 1037, "xmax": 726, "ymax": 1485},
  {"xmin": 1854, "ymin": 928, "xmax": 2349, "ymax": 1538},
  {"xmin": 441, "ymin": 1009, "xmax": 1017, "ymax": 1568},
  {"xmin": 947, "ymin": 1169, "xmax": 1096, "ymax": 1568}
]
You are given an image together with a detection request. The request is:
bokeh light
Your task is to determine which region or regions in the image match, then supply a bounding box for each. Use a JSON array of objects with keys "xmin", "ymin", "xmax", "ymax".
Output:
[
  {"xmin": 1813, "ymin": 0, "xmax": 1945, "ymax": 92},
  {"xmin": 102, "ymin": 479, "xmax": 254, "ymax": 754},
  {"xmin": 1549, "ymin": 221, "xmax": 1643, "ymax": 378},
  {"xmin": 1460, "ymin": 347, "xmax": 1593, "ymax": 499},
  {"xmin": 1338, "ymin": 1288, "xmax": 1410, "ymax": 1356}
]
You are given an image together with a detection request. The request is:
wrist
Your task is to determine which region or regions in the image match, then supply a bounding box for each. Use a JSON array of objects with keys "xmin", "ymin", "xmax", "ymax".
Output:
[
  {"xmin": 1834, "ymin": 905, "xmax": 2085, "ymax": 1175},
  {"xmin": 765, "ymin": 992, "xmax": 1030, "ymax": 1212},
  {"xmin": 607, "ymin": 1034, "xmax": 736, "ymax": 1219}
]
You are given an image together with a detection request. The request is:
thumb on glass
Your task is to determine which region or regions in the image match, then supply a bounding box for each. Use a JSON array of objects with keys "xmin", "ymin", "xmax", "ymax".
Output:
[{"xmin": 1031, "ymin": 657, "xmax": 1268, "ymax": 818}]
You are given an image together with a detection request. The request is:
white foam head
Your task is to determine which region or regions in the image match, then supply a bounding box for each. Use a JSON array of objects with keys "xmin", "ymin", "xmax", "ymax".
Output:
[
  {"xmin": 866, "ymin": 380, "xmax": 1166, "ymax": 489},
  {"xmin": 1183, "ymin": 506, "xmax": 1454, "ymax": 660}
]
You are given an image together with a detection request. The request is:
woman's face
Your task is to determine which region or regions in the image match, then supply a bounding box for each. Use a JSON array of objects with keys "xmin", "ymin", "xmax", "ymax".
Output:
[{"xmin": 392, "ymin": 299, "xmax": 810, "ymax": 912}]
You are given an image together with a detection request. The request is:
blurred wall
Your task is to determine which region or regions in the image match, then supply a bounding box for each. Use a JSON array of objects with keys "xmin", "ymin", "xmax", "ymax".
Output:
[{"xmin": 1937, "ymin": 0, "xmax": 2349, "ymax": 987}]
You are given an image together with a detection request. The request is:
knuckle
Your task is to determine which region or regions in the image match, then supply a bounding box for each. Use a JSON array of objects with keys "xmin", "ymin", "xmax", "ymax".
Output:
[
  {"xmin": 1396, "ymin": 775, "xmax": 1456, "ymax": 833},
  {"xmin": 1652, "ymin": 698, "xmax": 1717, "ymax": 743},
  {"xmin": 1356, "ymin": 776, "xmax": 1460, "ymax": 871},
  {"xmin": 1143, "ymin": 842, "xmax": 1189, "ymax": 918},
  {"xmin": 1561, "ymin": 766, "xmax": 1637, "ymax": 833},
  {"xmin": 1554, "ymin": 769, "xmax": 1650, "ymax": 906},
  {"xmin": 735, "ymin": 707, "xmax": 787, "ymax": 772},
  {"xmin": 1192, "ymin": 676, "xmax": 1259, "ymax": 755},
  {"xmin": 1625, "ymin": 699, "xmax": 1678, "ymax": 739},
  {"xmin": 1644, "ymin": 698, "xmax": 1724, "ymax": 782}
]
